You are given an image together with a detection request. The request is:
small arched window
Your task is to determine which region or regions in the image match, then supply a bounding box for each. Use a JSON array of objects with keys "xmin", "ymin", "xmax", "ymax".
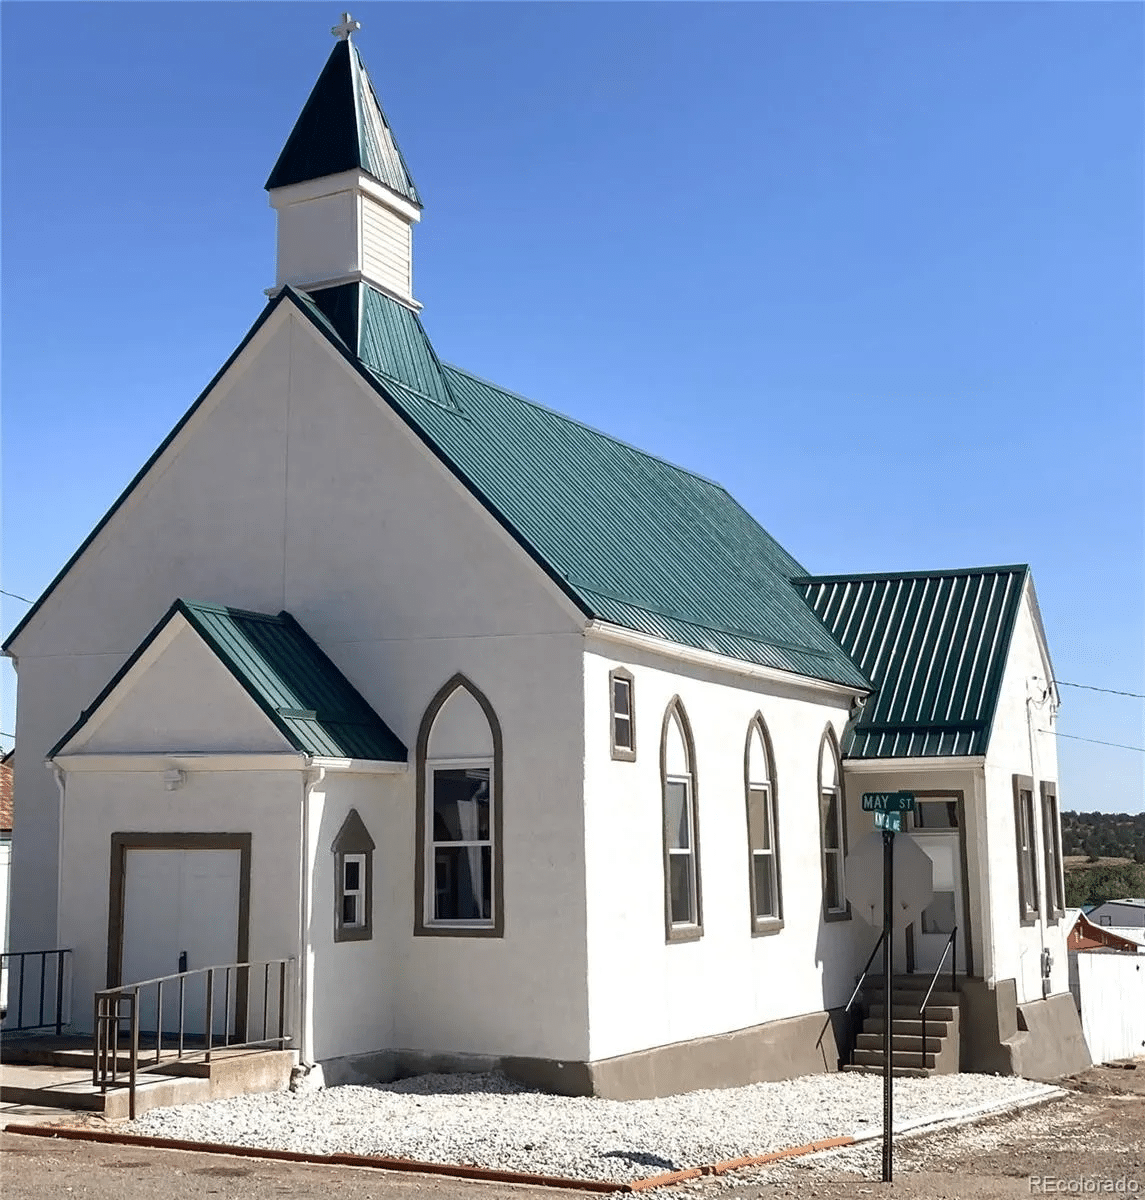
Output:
[
  {"xmin": 745, "ymin": 715, "xmax": 783, "ymax": 932},
  {"xmin": 819, "ymin": 726, "xmax": 849, "ymax": 921},
  {"xmin": 415, "ymin": 674, "xmax": 504, "ymax": 938},
  {"xmin": 661, "ymin": 698, "xmax": 702, "ymax": 940}
]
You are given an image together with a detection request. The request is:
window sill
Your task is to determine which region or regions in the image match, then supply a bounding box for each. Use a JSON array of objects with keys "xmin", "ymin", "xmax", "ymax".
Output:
[
  {"xmin": 751, "ymin": 917, "xmax": 785, "ymax": 938},
  {"xmin": 610, "ymin": 747, "xmax": 637, "ymax": 762},
  {"xmin": 823, "ymin": 906, "xmax": 852, "ymax": 924},
  {"xmin": 334, "ymin": 925, "xmax": 371, "ymax": 944},
  {"xmin": 666, "ymin": 923, "xmax": 704, "ymax": 944},
  {"xmin": 415, "ymin": 920, "xmax": 503, "ymax": 938}
]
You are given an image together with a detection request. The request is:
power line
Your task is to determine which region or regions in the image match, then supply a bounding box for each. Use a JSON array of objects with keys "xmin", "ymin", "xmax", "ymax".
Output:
[
  {"xmin": 1039, "ymin": 730, "xmax": 1144, "ymax": 753},
  {"xmin": 1054, "ymin": 680, "xmax": 1145, "ymax": 700},
  {"xmin": 0, "ymin": 588, "xmax": 32, "ymax": 605}
]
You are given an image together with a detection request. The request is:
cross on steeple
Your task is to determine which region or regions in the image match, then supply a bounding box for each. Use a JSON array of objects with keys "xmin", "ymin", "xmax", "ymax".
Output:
[{"xmin": 331, "ymin": 12, "xmax": 360, "ymax": 42}]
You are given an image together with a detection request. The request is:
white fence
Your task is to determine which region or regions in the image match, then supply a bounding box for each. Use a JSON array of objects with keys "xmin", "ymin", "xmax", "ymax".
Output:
[{"xmin": 1070, "ymin": 949, "xmax": 1145, "ymax": 1064}]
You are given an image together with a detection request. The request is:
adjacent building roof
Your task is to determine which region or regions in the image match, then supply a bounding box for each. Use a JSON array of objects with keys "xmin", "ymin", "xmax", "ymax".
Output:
[
  {"xmin": 299, "ymin": 282, "xmax": 871, "ymax": 690},
  {"xmin": 795, "ymin": 566, "xmax": 1029, "ymax": 758},
  {"xmin": 50, "ymin": 599, "xmax": 406, "ymax": 763},
  {"xmin": 265, "ymin": 39, "xmax": 421, "ymax": 204}
]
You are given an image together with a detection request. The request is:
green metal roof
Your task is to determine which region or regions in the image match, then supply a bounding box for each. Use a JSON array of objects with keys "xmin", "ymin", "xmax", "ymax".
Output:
[
  {"xmin": 795, "ymin": 566, "xmax": 1030, "ymax": 758},
  {"xmin": 292, "ymin": 284, "xmax": 870, "ymax": 689},
  {"xmin": 49, "ymin": 599, "xmax": 406, "ymax": 763},
  {"xmin": 265, "ymin": 40, "xmax": 421, "ymax": 204}
]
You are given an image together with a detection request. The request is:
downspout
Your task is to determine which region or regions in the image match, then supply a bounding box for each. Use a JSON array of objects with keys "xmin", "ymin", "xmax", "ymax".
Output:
[
  {"xmin": 50, "ymin": 763, "xmax": 67, "ymax": 955},
  {"xmin": 1026, "ymin": 678, "xmax": 1052, "ymax": 997},
  {"xmin": 298, "ymin": 763, "xmax": 325, "ymax": 1067}
]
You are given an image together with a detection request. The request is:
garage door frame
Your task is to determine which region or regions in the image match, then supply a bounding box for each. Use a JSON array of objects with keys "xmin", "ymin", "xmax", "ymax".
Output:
[{"xmin": 107, "ymin": 832, "xmax": 252, "ymax": 1037}]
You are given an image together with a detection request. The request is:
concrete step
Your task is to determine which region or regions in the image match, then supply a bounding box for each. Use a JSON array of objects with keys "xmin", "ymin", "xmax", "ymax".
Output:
[
  {"xmin": 867, "ymin": 1003, "xmax": 957, "ymax": 1021},
  {"xmin": 852, "ymin": 1048, "xmax": 936, "ymax": 1070},
  {"xmin": 0, "ymin": 1049, "xmax": 295, "ymax": 1119},
  {"xmin": 856, "ymin": 1032, "xmax": 944, "ymax": 1053},
  {"xmin": 864, "ymin": 974, "xmax": 962, "ymax": 992},
  {"xmin": 863, "ymin": 1018, "xmax": 950, "ymax": 1037},
  {"xmin": 0, "ymin": 1063, "xmax": 211, "ymax": 1118},
  {"xmin": 864, "ymin": 988, "xmax": 961, "ymax": 1008},
  {"xmin": 841, "ymin": 1063, "xmax": 932, "ymax": 1078}
]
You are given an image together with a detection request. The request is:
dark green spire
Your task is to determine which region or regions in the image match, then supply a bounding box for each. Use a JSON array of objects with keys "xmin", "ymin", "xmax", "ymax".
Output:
[{"xmin": 266, "ymin": 38, "xmax": 421, "ymax": 206}]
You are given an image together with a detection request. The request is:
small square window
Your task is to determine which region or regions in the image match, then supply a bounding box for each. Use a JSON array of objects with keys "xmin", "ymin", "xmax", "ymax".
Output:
[{"xmin": 610, "ymin": 668, "xmax": 636, "ymax": 761}]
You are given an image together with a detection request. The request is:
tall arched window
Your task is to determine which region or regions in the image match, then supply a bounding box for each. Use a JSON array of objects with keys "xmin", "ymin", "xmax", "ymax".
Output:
[
  {"xmin": 414, "ymin": 674, "xmax": 504, "ymax": 938},
  {"xmin": 661, "ymin": 698, "xmax": 702, "ymax": 941},
  {"xmin": 819, "ymin": 726, "xmax": 849, "ymax": 921},
  {"xmin": 745, "ymin": 715, "xmax": 783, "ymax": 932}
]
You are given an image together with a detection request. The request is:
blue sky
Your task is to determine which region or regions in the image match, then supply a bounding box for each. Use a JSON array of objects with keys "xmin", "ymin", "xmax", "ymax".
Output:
[{"xmin": 2, "ymin": 3, "xmax": 1142, "ymax": 810}]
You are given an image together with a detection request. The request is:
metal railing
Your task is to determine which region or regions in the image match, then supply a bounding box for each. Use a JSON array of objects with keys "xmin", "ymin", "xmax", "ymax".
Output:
[
  {"xmin": 919, "ymin": 926, "xmax": 958, "ymax": 1067},
  {"xmin": 1, "ymin": 949, "xmax": 71, "ymax": 1034},
  {"xmin": 845, "ymin": 932, "xmax": 886, "ymax": 1014},
  {"xmin": 93, "ymin": 958, "xmax": 293, "ymax": 1119}
]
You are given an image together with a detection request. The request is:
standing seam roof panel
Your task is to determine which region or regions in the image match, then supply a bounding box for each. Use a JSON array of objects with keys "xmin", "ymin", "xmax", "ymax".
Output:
[{"xmin": 795, "ymin": 567, "xmax": 1028, "ymax": 758}]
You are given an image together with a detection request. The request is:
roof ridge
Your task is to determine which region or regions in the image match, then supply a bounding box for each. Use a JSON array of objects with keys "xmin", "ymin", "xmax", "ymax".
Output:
[
  {"xmin": 441, "ymin": 361, "xmax": 728, "ymax": 492},
  {"xmin": 179, "ymin": 599, "xmax": 283, "ymax": 623},
  {"xmin": 794, "ymin": 564, "xmax": 1029, "ymax": 585}
]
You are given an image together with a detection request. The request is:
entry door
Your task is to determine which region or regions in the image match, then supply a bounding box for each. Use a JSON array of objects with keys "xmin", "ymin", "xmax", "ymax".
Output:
[
  {"xmin": 121, "ymin": 848, "xmax": 241, "ymax": 1036},
  {"xmin": 910, "ymin": 823, "xmax": 966, "ymax": 976}
]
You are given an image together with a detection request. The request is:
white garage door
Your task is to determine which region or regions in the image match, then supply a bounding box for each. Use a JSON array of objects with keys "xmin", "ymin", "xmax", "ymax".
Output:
[{"xmin": 121, "ymin": 848, "xmax": 241, "ymax": 1037}]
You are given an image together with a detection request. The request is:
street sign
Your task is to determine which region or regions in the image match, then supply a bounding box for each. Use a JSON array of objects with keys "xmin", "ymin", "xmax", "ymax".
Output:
[
  {"xmin": 862, "ymin": 791, "xmax": 916, "ymax": 813},
  {"xmin": 874, "ymin": 810, "xmax": 905, "ymax": 833},
  {"xmin": 843, "ymin": 830, "xmax": 934, "ymax": 929}
]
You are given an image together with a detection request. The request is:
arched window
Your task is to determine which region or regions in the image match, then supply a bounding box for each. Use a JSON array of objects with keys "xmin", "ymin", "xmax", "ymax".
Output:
[
  {"xmin": 661, "ymin": 698, "xmax": 702, "ymax": 940},
  {"xmin": 819, "ymin": 726, "xmax": 849, "ymax": 921},
  {"xmin": 745, "ymin": 715, "xmax": 783, "ymax": 932},
  {"xmin": 414, "ymin": 674, "xmax": 504, "ymax": 937}
]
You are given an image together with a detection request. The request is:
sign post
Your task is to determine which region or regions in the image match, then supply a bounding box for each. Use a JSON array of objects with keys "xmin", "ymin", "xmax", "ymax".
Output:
[{"xmin": 860, "ymin": 792, "xmax": 916, "ymax": 1185}]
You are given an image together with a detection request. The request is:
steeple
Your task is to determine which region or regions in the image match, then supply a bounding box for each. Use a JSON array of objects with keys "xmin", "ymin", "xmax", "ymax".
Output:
[{"xmin": 266, "ymin": 15, "xmax": 422, "ymax": 308}]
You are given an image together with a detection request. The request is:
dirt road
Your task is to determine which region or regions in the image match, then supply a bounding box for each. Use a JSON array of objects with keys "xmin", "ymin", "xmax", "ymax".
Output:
[{"xmin": 2, "ymin": 1063, "xmax": 1142, "ymax": 1199}]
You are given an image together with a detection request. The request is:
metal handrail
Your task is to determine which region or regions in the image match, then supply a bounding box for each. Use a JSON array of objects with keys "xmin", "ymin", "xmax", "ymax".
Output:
[
  {"xmin": 919, "ymin": 926, "xmax": 957, "ymax": 1070},
  {"xmin": 845, "ymin": 932, "xmax": 886, "ymax": 1013},
  {"xmin": 93, "ymin": 957, "xmax": 293, "ymax": 1120},
  {"xmin": 1, "ymin": 949, "xmax": 71, "ymax": 1034}
]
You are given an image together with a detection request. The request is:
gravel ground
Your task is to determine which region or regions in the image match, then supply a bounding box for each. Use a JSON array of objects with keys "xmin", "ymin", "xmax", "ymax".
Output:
[{"xmin": 127, "ymin": 1070, "xmax": 1060, "ymax": 1184}]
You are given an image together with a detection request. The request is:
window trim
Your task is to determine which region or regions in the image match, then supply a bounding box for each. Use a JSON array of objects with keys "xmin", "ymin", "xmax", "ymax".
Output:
[
  {"xmin": 609, "ymin": 667, "xmax": 637, "ymax": 762},
  {"xmin": 1012, "ymin": 773, "xmax": 1040, "ymax": 926},
  {"xmin": 414, "ymin": 674, "xmax": 505, "ymax": 939},
  {"xmin": 744, "ymin": 714, "xmax": 783, "ymax": 936},
  {"xmin": 425, "ymin": 757, "xmax": 496, "ymax": 930},
  {"xmin": 818, "ymin": 725, "xmax": 850, "ymax": 922},
  {"xmin": 660, "ymin": 697, "xmax": 703, "ymax": 942},
  {"xmin": 1040, "ymin": 781, "xmax": 1065, "ymax": 922},
  {"xmin": 332, "ymin": 808, "xmax": 375, "ymax": 943}
]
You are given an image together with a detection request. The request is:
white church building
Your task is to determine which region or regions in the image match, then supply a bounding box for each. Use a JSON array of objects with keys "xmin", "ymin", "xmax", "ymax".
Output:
[{"xmin": 3, "ymin": 19, "xmax": 1089, "ymax": 1096}]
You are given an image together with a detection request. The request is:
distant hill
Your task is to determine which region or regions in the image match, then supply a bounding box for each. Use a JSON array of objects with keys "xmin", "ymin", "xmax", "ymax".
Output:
[{"xmin": 1060, "ymin": 811, "xmax": 1145, "ymax": 863}]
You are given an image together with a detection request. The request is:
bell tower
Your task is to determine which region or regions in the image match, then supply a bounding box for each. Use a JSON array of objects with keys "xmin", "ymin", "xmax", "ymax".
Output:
[{"xmin": 265, "ymin": 13, "xmax": 422, "ymax": 308}]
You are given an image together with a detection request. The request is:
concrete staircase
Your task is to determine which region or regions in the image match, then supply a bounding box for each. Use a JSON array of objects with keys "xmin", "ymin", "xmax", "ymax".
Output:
[
  {"xmin": 1, "ymin": 1035, "xmax": 295, "ymax": 1119},
  {"xmin": 844, "ymin": 974, "xmax": 961, "ymax": 1077}
]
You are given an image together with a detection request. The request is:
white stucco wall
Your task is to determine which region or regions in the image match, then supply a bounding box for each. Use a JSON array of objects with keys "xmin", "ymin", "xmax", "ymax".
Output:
[
  {"xmin": 57, "ymin": 767, "xmax": 304, "ymax": 1034},
  {"xmin": 582, "ymin": 638, "xmax": 866, "ymax": 1062},
  {"xmin": 982, "ymin": 585, "xmax": 1067, "ymax": 1003},
  {"xmin": 69, "ymin": 621, "xmax": 293, "ymax": 757},
  {"xmin": 9, "ymin": 306, "xmax": 590, "ymax": 1063}
]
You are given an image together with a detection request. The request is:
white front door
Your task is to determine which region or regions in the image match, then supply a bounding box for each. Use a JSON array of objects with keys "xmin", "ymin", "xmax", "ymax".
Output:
[
  {"xmin": 909, "ymin": 799, "xmax": 966, "ymax": 977},
  {"xmin": 121, "ymin": 848, "xmax": 241, "ymax": 1036}
]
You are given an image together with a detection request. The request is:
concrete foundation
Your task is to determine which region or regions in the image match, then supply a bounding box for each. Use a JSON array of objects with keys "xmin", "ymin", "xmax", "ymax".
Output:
[
  {"xmin": 959, "ymin": 977, "xmax": 1091, "ymax": 1079},
  {"xmin": 319, "ymin": 1010, "xmax": 842, "ymax": 1099}
]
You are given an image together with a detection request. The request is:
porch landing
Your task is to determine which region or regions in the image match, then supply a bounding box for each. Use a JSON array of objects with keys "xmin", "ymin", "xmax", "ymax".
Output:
[{"xmin": 0, "ymin": 1035, "xmax": 296, "ymax": 1120}]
